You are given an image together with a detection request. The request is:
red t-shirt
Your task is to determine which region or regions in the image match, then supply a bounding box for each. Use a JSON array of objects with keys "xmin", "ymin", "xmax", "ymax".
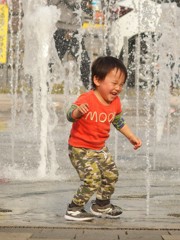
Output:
[{"xmin": 68, "ymin": 90, "xmax": 122, "ymax": 150}]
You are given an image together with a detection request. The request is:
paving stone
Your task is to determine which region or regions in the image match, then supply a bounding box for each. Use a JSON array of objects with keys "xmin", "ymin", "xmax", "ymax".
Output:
[
  {"xmin": 31, "ymin": 228, "xmax": 78, "ymax": 239},
  {"xmin": 168, "ymin": 231, "xmax": 180, "ymax": 236},
  {"xmin": 0, "ymin": 232, "xmax": 32, "ymax": 240},
  {"xmin": 161, "ymin": 236, "xmax": 180, "ymax": 240},
  {"xmin": 30, "ymin": 239, "xmax": 70, "ymax": 240}
]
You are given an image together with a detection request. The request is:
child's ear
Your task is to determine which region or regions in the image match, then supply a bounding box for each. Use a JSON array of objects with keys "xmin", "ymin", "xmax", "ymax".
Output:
[{"xmin": 93, "ymin": 76, "xmax": 100, "ymax": 87}]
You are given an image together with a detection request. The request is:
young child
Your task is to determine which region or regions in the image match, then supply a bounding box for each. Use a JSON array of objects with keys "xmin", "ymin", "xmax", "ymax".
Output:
[{"xmin": 65, "ymin": 56, "xmax": 142, "ymax": 221}]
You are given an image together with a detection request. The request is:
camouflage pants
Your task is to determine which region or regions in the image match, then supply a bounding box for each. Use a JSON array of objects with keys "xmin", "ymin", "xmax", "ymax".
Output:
[{"xmin": 68, "ymin": 145, "xmax": 119, "ymax": 206}]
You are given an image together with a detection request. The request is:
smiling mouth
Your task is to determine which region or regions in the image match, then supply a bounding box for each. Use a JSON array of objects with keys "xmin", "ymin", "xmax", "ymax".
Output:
[{"xmin": 111, "ymin": 92, "xmax": 118, "ymax": 96}]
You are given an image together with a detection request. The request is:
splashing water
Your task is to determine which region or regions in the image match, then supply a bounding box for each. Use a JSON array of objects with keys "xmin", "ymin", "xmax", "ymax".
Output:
[
  {"xmin": 155, "ymin": 3, "xmax": 180, "ymax": 142},
  {"xmin": 22, "ymin": 1, "xmax": 61, "ymax": 178},
  {"xmin": 0, "ymin": 0, "xmax": 179, "ymax": 186}
]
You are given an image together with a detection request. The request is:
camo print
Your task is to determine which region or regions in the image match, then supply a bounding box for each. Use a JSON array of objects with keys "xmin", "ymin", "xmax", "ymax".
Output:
[
  {"xmin": 68, "ymin": 145, "xmax": 119, "ymax": 206},
  {"xmin": 112, "ymin": 112, "xmax": 126, "ymax": 130}
]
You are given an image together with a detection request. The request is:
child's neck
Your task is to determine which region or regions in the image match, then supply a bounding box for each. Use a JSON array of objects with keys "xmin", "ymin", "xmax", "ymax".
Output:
[{"xmin": 93, "ymin": 90, "xmax": 110, "ymax": 106}]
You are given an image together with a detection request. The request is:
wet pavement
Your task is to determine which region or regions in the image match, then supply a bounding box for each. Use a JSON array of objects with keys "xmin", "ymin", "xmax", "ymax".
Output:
[
  {"xmin": 0, "ymin": 171, "xmax": 180, "ymax": 239},
  {"xmin": 0, "ymin": 227, "xmax": 180, "ymax": 240}
]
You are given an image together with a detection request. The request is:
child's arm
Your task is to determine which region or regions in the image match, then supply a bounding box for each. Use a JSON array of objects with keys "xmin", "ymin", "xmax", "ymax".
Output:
[
  {"xmin": 119, "ymin": 124, "xmax": 142, "ymax": 150},
  {"xmin": 67, "ymin": 103, "xmax": 89, "ymax": 122},
  {"xmin": 112, "ymin": 113, "xmax": 142, "ymax": 150}
]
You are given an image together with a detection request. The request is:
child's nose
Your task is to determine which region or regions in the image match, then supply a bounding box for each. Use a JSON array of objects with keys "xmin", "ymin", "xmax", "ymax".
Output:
[{"xmin": 115, "ymin": 85, "xmax": 122, "ymax": 91}]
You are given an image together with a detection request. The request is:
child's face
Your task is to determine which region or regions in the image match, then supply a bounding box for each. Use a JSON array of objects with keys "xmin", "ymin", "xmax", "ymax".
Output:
[{"xmin": 93, "ymin": 68, "xmax": 125, "ymax": 104}]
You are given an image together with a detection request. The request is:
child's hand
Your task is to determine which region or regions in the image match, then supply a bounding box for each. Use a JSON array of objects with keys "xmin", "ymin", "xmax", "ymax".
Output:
[
  {"xmin": 72, "ymin": 103, "xmax": 89, "ymax": 119},
  {"xmin": 77, "ymin": 103, "xmax": 89, "ymax": 115},
  {"xmin": 130, "ymin": 137, "xmax": 142, "ymax": 150}
]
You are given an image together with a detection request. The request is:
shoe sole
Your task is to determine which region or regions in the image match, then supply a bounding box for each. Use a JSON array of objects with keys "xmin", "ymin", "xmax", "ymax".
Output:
[
  {"xmin": 90, "ymin": 207, "xmax": 122, "ymax": 219},
  {"xmin": 64, "ymin": 215, "xmax": 94, "ymax": 221}
]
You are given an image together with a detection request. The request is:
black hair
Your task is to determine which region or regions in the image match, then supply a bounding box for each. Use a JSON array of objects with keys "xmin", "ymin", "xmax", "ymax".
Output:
[{"xmin": 91, "ymin": 56, "xmax": 127, "ymax": 89}]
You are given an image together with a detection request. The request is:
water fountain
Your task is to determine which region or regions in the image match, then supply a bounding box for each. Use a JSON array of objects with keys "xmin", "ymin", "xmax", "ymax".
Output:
[{"xmin": 0, "ymin": 1, "xmax": 179, "ymax": 218}]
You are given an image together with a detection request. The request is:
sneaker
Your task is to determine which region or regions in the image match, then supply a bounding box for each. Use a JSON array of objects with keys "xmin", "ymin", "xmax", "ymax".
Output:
[
  {"xmin": 64, "ymin": 205, "xmax": 94, "ymax": 221},
  {"xmin": 90, "ymin": 203, "xmax": 123, "ymax": 219}
]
